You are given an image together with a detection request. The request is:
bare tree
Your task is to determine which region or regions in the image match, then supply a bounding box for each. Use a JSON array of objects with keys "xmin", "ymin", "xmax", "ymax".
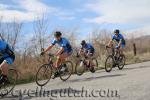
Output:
[
  {"xmin": 33, "ymin": 14, "xmax": 49, "ymax": 52},
  {"xmin": 0, "ymin": 17, "xmax": 22, "ymax": 49},
  {"xmin": 0, "ymin": 16, "xmax": 5, "ymax": 40}
]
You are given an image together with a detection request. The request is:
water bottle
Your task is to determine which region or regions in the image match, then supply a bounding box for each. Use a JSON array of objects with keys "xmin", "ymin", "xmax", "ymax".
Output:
[{"xmin": 80, "ymin": 61, "xmax": 84, "ymax": 67}]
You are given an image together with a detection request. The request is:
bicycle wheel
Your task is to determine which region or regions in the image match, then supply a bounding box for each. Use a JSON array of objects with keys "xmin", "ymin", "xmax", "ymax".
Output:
[
  {"xmin": 75, "ymin": 60, "xmax": 86, "ymax": 76},
  {"xmin": 91, "ymin": 58, "xmax": 98, "ymax": 70},
  {"xmin": 105, "ymin": 55, "xmax": 114, "ymax": 72},
  {"xmin": 59, "ymin": 61, "xmax": 73, "ymax": 81},
  {"xmin": 0, "ymin": 68, "xmax": 18, "ymax": 97},
  {"xmin": 118, "ymin": 55, "xmax": 125, "ymax": 70},
  {"xmin": 36, "ymin": 64, "xmax": 52, "ymax": 86}
]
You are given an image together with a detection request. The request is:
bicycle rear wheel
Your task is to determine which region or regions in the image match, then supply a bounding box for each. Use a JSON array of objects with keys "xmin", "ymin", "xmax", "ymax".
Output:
[
  {"xmin": 105, "ymin": 55, "xmax": 114, "ymax": 72},
  {"xmin": 59, "ymin": 61, "xmax": 73, "ymax": 81},
  {"xmin": 0, "ymin": 68, "xmax": 18, "ymax": 97},
  {"xmin": 118, "ymin": 55, "xmax": 125, "ymax": 70},
  {"xmin": 36, "ymin": 64, "xmax": 52, "ymax": 86}
]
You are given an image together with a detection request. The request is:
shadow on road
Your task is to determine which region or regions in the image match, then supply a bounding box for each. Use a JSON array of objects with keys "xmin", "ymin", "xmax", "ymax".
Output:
[
  {"xmin": 69, "ymin": 74, "xmax": 125, "ymax": 83},
  {"xmin": 123, "ymin": 65, "xmax": 150, "ymax": 71},
  {"xmin": 95, "ymin": 64, "xmax": 150, "ymax": 74}
]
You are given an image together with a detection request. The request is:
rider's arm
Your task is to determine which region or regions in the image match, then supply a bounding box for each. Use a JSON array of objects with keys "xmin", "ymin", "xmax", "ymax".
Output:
[
  {"xmin": 43, "ymin": 39, "xmax": 56, "ymax": 53},
  {"xmin": 44, "ymin": 45, "xmax": 54, "ymax": 53},
  {"xmin": 108, "ymin": 35, "xmax": 115, "ymax": 47},
  {"xmin": 108, "ymin": 40, "xmax": 113, "ymax": 47},
  {"xmin": 118, "ymin": 39, "xmax": 122, "ymax": 47},
  {"xmin": 55, "ymin": 47, "xmax": 64, "ymax": 56}
]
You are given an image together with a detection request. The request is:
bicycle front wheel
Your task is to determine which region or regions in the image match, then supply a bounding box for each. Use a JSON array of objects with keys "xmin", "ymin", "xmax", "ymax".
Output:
[
  {"xmin": 105, "ymin": 55, "xmax": 114, "ymax": 72},
  {"xmin": 91, "ymin": 58, "xmax": 98, "ymax": 71},
  {"xmin": 59, "ymin": 61, "xmax": 73, "ymax": 81},
  {"xmin": 36, "ymin": 64, "xmax": 52, "ymax": 86},
  {"xmin": 0, "ymin": 68, "xmax": 18, "ymax": 97},
  {"xmin": 75, "ymin": 60, "xmax": 86, "ymax": 76}
]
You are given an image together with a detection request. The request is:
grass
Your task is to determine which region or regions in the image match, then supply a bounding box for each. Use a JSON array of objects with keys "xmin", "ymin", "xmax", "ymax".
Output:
[{"xmin": 13, "ymin": 51, "xmax": 150, "ymax": 85}]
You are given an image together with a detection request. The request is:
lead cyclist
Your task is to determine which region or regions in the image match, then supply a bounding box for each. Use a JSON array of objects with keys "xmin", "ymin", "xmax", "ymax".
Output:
[
  {"xmin": 0, "ymin": 34, "xmax": 15, "ymax": 84},
  {"xmin": 107, "ymin": 29, "xmax": 126, "ymax": 56},
  {"xmin": 40, "ymin": 31, "xmax": 73, "ymax": 79}
]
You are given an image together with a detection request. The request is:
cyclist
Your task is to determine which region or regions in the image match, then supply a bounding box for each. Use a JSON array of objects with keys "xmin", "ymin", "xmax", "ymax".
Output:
[
  {"xmin": 79, "ymin": 40, "xmax": 95, "ymax": 73},
  {"xmin": 41, "ymin": 31, "xmax": 72, "ymax": 78},
  {"xmin": 107, "ymin": 29, "xmax": 126, "ymax": 56},
  {"xmin": 0, "ymin": 34, "xmax": 15, "ymax": 84}
]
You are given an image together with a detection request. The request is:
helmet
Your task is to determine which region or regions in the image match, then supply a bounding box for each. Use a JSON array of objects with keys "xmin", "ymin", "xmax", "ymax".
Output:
[
  {"xmin": 114, "ymin": 29, "xmax": 120, "ymax": 33},
  {"xmin": 54, "ymin": 31, "xmax": 62, "ymax": 37},
  {"xmin": 81, "ymin": 40, "xmax": 86, "ymax": 45}
]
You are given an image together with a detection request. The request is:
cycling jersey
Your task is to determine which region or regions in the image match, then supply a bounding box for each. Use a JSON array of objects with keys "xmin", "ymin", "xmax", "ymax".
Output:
[
  {"xmin": 112, "ymin": 33, "xmax": 126, "ymax": 45},
  {"xmin": 51, "ymin": 37, "xmax": 72, "ymax": 53},
  {"xmin": 0, "ymin": 40, "xmax": 15, "ymax": 65},
  {"xmin": 81, "ymin": 43, "xmax": 95, "ymax": 54}
]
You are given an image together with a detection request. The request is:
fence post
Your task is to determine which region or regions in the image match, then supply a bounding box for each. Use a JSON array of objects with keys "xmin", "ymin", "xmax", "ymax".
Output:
[{"xmin": 133, "ymin": 43, "xmax": 136, "ymax": 56}]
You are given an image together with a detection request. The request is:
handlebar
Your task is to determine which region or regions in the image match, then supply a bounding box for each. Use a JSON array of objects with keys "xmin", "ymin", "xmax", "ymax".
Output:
[{"xmin": 48, "ymin": 53, "xmax": 54, "ymax": 57}]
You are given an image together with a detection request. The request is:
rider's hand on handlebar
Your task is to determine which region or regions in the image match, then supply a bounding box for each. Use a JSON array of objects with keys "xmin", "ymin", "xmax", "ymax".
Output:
[
  {"xmin": 40, "ymin": 52, "xmax": 45, "ymax": 56},
  {"xmin": 105, "ymin": 45, "xmax": 110, "ymax": 48},
  {"xmin": 115, "ymin": 45, "xmax": 120, "ymax": 49}
]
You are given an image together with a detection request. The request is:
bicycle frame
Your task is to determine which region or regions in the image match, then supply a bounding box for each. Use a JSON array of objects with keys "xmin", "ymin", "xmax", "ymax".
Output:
[
  {"xmin": 106, "ymin": 46, "xmax": 121, "ymax": 63},
  {"xmin": 48, "ymin": 53, "xmax": 54, "ymax": 65}
]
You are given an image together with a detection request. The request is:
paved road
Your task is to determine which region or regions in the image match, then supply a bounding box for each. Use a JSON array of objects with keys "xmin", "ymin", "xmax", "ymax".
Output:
[{"xmin": 1, "ymin": 61, "xmax": 150, "ymax": 100}]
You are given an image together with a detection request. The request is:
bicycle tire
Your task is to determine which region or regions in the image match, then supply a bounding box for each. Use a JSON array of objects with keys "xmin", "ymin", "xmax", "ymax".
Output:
[
  {"xmin": 105, "ymin": 55, "xmax": 114, "ymax": 72},
  {"xmin": 59, "ymin": 61, "xmax": 73, "ymax": 81},
  {"xmin": 75, "ymin": 60, "xmax": 86, "ymax": 76},
  {"xmin": 36, "ymin": 64, "xmax": 52, "ymax": 86},
  {"xmin": 118, "ymin": 55, "xmax": 126, "ymax": 70},
  {"xmin": 0, "ymin": 68, "xmax": 18, "ymax": 97}
]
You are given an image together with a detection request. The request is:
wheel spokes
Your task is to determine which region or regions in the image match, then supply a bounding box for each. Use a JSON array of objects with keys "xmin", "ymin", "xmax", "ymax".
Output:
[
  {"xmin": 60, "ymin": 62, "xmax": 73, "ymax": 81},
  {"xmin": 36, "ymin": 64, "xmax": 52, "ymax": 86}
]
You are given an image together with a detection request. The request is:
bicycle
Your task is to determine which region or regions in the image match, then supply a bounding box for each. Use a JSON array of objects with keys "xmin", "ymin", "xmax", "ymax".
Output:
[
  {"xmin": 36, "ymin": 53, "xmax": 73, "ymax": 87},
  {"xmin": 105, "ymin": 46, "xmax": 126, "ymax": 72},
  {"xmin": 75, "ymin": 53, "xmax": 98, "ymax": 76},
  {"xmin": 0, "ymin": 66, "xmax": 18, "ymax": 97}
]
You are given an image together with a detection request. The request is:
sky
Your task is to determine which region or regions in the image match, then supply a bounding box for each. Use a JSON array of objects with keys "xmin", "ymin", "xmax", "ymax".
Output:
[{"xmin": 0, "ymin": 0, "xmax": 150, "ymax": 39}]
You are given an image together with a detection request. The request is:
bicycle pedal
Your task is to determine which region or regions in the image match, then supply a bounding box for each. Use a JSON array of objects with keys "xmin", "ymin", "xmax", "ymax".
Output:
[{"xmin": 113, "ymin": 64, "xmax": 116, "ymax": 68}]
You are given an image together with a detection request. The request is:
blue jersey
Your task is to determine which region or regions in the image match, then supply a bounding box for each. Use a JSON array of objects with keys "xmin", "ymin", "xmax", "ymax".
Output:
[
  {"xmin": 0, "ymin": 40, "xmax": 15, "ymax": 64},
  {"xmin": 112, "ymin": 33, "xmax": 126, "ymax": 45},
  {"xmin": 51, "ymin": 37, "xmax": 72, "ymax": 53},
  {"xmin": 0, "ymin": 40, "xmax": 8, "ymax": 53},
  {"xmin": 82, "ymin": 43, "xmax": 95, "ymax": 51},
  {"xmin": 0, "ymin": 40, "xmax": 13, "ymax": 55}
]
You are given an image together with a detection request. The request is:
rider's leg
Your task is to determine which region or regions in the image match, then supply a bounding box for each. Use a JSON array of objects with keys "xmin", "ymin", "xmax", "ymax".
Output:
[
  {"xmin": 87, "ymin": 50, "xmax": 95, "ymax": 67},
  {"xmin": 55, "ymin": 56, "xmax": 62, "ymax": 69},
  {"xmin": 55, "ymin": 52, "xmax": 71, "ymax": 69},
  {"xmin": 59, "ymin": 52, "xmax": 71, "ymax": 62},
  {"xmin": 0, "ymin": 60, "xmax": 9, "ymax": 76},
  {"xmin": 0, "ymin": 60, "xmax": 8, "ymax": 76},
  {"xmin": 89, "ymin": 59, "xmax": 95, "ymax": 73},
  {"xmin": 0, "ymin": 60, "xmax": 9, "ymax": 83},
  {"xmin": 87, "ymin": 51, "xmax": 95, "ymax": 73},
  {"xmin": 120, "ymin": 45, "xmax": 125, "ymax": 56},
  {"xmin": 53, "ymin": 52, "xmax": 71, "ymax": 78}
]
